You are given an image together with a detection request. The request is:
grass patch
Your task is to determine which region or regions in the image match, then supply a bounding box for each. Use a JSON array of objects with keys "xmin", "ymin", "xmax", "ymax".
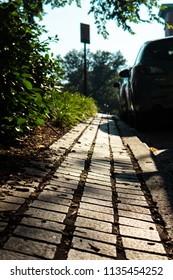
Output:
[{"xmin": 51, "ymin": 91, "xmax": 98, "ymax": 127}]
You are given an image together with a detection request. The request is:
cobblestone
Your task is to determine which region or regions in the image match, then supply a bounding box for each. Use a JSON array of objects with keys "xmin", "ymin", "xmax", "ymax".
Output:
[
  {"xmin": 4, "ymin": 237, "xmax": 56, "ymax": 259},
  {"xmin": 119, "ymin": 216, "xmax": 157, "ymax": 231},
  {"xmin": 78, "ymin": 208, "xmax": 114, "ymax": 223},
  {"xmin": 122, "ymin": 236, "xmax": 166, "ymax": 255},
  {"xmin": 37, "ymin": 191, "xmax": 72, "ymax": 206},
  {"xmin": 20, "ymin": 217, "xmax": 65, "ymax": 232},
  {"xmin": 71, "ymin": 236, "xmax": 116, "ymax": 258},
  {"xmin": 73, "ymin": 227, "xmax": 117, "ymax": 244},
  {"xmin": 0, "ymin": 250, "xmax": 40, "ymax": 260},
  {"xmin": 81, "ymin": 196, "xmax": 113, "ymax": 208},
  {"xmin": 0, "ymin": 202, "xmax": 21, "ymax": 211},
  {"xmin": 0, "ymin": 196, "xmax": 25, "ymax": 205},
  {"xmin": 125, "ymin": 250, "xmax": 168, "ymax": 260},
  {"xmin": 75, "ymin": 216, "xmax": 113, "ymax": 233},
  {"xmin": 24, "ymin": 207, "xmax": 66, "ymax": 222},
  {"xmin": 118, "ymin": 209, "xmax": 154, "ymax": 222},
  {"xmin": 31, "ymin": 200, "xmax": 69, "ymax": 213},
  {"xmin": 79, "ymin": 201, "xmax": 114, "ymax": 215},
  {"xmin": 67, "ymin": 249, "xmax": 113, "ymax": 260},
  {"xmin": 0, "ymin": 114, "xmax": 170, "ymax": 260},
  {"xmin": 119, "ymin": 225, "xmax": 161, "ymax": 241},
  {"xmin": 14, "ymin": 225, "xmax": 62, "ymax": 244}
]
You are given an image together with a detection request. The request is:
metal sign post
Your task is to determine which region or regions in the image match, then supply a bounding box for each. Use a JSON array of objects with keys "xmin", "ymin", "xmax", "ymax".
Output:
[{"xmin": 80, "ymin": 23, "xmax": 90, "ymax": 96}]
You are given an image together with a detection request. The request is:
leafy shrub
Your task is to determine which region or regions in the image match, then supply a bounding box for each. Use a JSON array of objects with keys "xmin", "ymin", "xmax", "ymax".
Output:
[
  {"xmin": 51, "ymin": 90, "xmax": 98, "ymax": 127},
  {"xmin": 0, "ymin": 2, "xmax": 97, "ymax": 145},
  {"xmin": 0, "ymin": 2, "xmax": 61, "ymax": 141}
]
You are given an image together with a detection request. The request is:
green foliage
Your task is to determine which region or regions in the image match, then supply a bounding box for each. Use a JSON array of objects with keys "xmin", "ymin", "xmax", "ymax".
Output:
[
  {"xmin": 45, "ymin": 0, "xmax": 161, "ymax": 37},
  {"xmin": 0, "ymin": 1, "xmax": 98, "ymax": 144},
  {"xmin": 88, "ymin": 0, "xmax": 161, "ymax": 37},
  {"xmin": 51, "ymin": 90, "xmax": 98, "ymax": 127},
  {"xmin": 8, "ymin": 1, "xmax": 161, "ymax": 37},
  {"xmin": 61, "ymin": 49, "xmax": 126, "ymax": 113},
  {"xmin": 0, "ymin": 1, "xmax": 62, "ymax": 141}
]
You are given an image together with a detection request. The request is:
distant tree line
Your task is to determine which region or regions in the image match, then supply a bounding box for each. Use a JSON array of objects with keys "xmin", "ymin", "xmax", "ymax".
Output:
[{"xmin": 59, "ymin": 49, "xmax": 126, "ymax": 113}]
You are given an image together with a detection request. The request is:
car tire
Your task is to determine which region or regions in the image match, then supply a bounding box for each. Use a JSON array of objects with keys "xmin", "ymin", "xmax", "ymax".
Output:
[
  {"xmin": 135, "ymin": 113, "xmax": 147, "ymax": 131},
  {"xmin": 120, "ymin": 111, "xmax": 129, "ymax": 123}
]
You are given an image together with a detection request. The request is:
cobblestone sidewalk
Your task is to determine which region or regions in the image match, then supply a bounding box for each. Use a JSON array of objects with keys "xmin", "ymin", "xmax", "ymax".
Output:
[{"xmin": 0, "ymin": 114, "xmax": 169, "ymax": 260}]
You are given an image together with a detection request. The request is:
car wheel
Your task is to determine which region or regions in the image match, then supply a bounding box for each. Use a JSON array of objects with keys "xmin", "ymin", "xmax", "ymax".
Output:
[
  {"xmin": 134, "ymin": 113, "xmax": 147, "ymax": 131},
  {"xmin": 120, "ymin": 110, "xmax": 129, "ymax": 123}
]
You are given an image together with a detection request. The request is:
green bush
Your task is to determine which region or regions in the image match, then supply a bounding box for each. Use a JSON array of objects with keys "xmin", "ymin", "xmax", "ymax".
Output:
[
  {"xmin": 0, "ymin": 2, "xmax": 97, "ymax": 144},
  {"xmin": 51, "ymin": 90, "xmax": 98, "ymax": 127},
  {"xmin": 0, "ymin": 2, "xmax": 61, "ymax": 141}
]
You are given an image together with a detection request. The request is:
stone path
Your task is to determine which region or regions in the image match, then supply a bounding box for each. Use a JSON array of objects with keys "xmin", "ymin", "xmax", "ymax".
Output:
[{"xmin": 0, "ymin": 114, "xmax": 169, "ymax": 260}]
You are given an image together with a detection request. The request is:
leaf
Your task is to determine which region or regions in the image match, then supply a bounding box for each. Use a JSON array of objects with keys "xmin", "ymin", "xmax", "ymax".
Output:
[
  {"xmin": 15, "ymin": 127, "xmax": 23, "ymax": 133},
  {"xmin": 22, "ymin": 79, "xmax": 33, "ymax": 90},
  {"xmin": 11, "ymin": 11, "xmax": 18, "ymax": 17},
  {"xmin": 35, "ymin": 92, "xmax": 42, "ymax": 102},
  {"xmin": 45, "ymin": 53, "xmax": 49, "ymax": 60},
  {"xmin": 88, "ymin": 243, "xmax": 100, "ymax": 252},
  {"xmin": 25, "ymin": 27, "xmax": 32, "ymax": 34},
  {"xmin": 37, "ymin": 12, "xmax": 43, "ymax": 21},
  {"xmin": 17, "ymin": 117, "xmax": 26, "ymax": 125},
  {"xmin": 22, "ymin": 73, "xmax": 32, "ymax": 78},
  {"xmin": 4, "ymin": 116, "xmax": 14, "ymax": 123},
  {"xmin": 32, "ymin": 87, "xmax": 42, "ymax": 92},
  {"xmin": 150, "ymin": 147, "xmax": 158, "ymax": 154},
  {"xmin": 35, "ymin": 118, "xmax": 45, "ymax": 126},
  {"xmin": 36, "ymin": 145, "xmax": 45, "ymax": 149}
]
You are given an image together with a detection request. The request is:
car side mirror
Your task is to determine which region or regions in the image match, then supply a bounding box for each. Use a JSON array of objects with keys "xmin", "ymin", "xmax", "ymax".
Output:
[{"xmin": 119, "ymin": 69, "xmax": 130, "ymax": 78}]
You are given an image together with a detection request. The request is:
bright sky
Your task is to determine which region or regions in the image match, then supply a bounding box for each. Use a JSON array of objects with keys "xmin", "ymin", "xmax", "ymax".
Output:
[{"xmin": 41, "ymin": 0, "xmax": 172, "ymax": 66}]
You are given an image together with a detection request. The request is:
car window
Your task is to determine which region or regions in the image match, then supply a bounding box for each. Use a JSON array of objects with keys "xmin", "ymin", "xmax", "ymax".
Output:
[
  {"xmin": 134, "ymin": 44, "xmax": 147, "ymax": 64},
  {"xmin": 148, "ymin": 42, "xmax": 173, "ymax": 60}
]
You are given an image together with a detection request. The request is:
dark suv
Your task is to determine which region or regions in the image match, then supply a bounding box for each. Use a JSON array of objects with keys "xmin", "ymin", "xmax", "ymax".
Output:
[{"xmin": 117, "ymin": 36, "xmax": 173, "ymax": 128}]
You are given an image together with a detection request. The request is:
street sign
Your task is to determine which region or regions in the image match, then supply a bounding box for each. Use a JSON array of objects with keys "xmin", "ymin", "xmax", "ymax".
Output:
[{"xmin": 80, "ymin": 23, "xmax": 90, "ymax": 44}]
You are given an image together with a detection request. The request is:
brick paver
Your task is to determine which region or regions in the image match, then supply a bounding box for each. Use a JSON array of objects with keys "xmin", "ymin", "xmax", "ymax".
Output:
[{"xmin": 0, "ymin": 114, "xmax": 169, "ymax": 260}]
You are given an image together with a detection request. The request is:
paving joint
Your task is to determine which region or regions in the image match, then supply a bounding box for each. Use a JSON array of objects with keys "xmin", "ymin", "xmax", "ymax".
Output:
[
  {"xmin": 108, "ymin": 119, "xmax": 126, "ymax": 260},
  {"xmin": 53, "ymin": 116, "xmax": 101, "ymax": 259}
]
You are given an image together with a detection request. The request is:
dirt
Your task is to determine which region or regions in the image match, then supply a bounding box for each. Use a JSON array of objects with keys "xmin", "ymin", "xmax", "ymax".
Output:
[{"xmin": 0, "ymin": 123, "xmax": 69, "ymax": 185}]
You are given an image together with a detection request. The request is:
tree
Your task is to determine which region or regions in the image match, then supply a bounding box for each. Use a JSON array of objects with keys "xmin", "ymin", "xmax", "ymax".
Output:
[
  {"xmin": 4, "ymin": 1, "xmax": 161, "ymax": 37},
  {"xmin": 88, "ymin": 0, "xmax": 161, "ymax": 37},
  {"xmin": 61, "ymin": 49, "xmax": 126, "ymax": 113},
  {"xmin": 59, "ymin": 49, "xmax": 84, "ymax": 93}
]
